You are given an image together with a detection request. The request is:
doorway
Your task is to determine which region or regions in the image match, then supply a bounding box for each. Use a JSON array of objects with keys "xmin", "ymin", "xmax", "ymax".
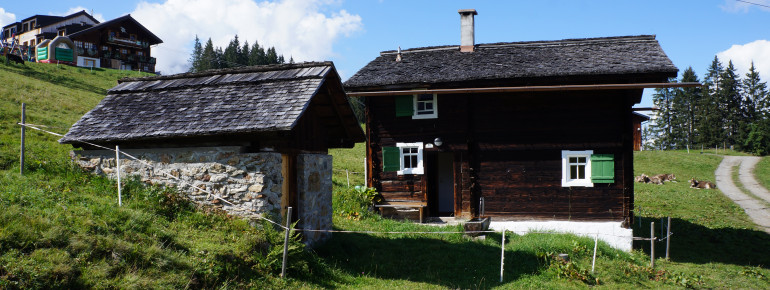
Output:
[{"xmin": 428, "ymin": 152, "xmax": 455, "ymax": 216}]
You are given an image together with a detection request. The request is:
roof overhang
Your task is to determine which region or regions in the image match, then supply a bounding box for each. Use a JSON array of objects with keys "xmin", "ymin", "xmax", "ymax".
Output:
[{"xmin": 346, "ymin": 82, "xmax": 701, "ymax": 97}]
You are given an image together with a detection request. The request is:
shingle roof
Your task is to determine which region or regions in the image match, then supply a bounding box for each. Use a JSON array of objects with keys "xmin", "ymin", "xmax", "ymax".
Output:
[
  {"xmin": 344, "ymin": 35, "xmax": 678, "ymax": 89},
  {"xmin": 60, "ymin": 62, "xmax": 338, "ymax": 144}
]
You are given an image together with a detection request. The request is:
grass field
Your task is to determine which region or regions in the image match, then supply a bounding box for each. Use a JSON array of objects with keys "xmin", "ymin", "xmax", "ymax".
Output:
[
  {"xmin": 2, "ymin": 59, "xmax": 770, "ymax": 288},
  {"xmin": 757, "ymin": 157, "xmax": 770, "ymax": 191}
]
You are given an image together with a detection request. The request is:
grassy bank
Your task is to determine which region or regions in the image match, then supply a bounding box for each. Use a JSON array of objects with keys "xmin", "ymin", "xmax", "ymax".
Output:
[
  {"xmin": 756, "ymin": 157, "xmax": 770, "ymax": 191},
  {"xmin": 2, "ymin": 60, "xmax": 769, "ymax": 288}
]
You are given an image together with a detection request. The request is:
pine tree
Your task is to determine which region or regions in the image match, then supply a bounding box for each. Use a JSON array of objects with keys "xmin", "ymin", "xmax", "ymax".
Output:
[
  {"xmin": 266, "ymin": 47, "xmax": 278, "ymax": 64},
  {"xmin": 241, "ymin": 41, "xmax": 250, "ymax": 66},
  {"xmin": 249, "ymin": 41, "xmax": 266, "ymax": 65},
  {"xmin": 674, "ymin": 67, "xmax": 701, "ymax": 147},
  {"xmin": 223, "ymin": 35, "xmax": 242, "ymax": 68},
  {"xmin": 719, "ymin": 61, "xmax": 742, "ymax": 146},
  {"xmin": 743, "ymin": 61, "xmax": 769, "ymax": 120},
  {"xmin": 200, "ymin": 38, "xmax": 216, "ymax": 71},
  {"xmin": 697, "ymin": 56, "xmax": 724, "ymax": 147},
  {"xmin": 650, "ymin": 78, "xmax": 678, "ymax": 149},
  {"xmin": 188, "ymin": 35, "xmax": 203, "ymax": 72}
]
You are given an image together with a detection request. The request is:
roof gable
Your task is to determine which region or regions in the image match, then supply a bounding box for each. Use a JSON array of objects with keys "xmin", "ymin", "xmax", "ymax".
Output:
[
  {"xmin": 345, "ymin": 35, "xmax": 678, "ymax": 90},
  {"xmin": 60, "ymin": 62, "xmax": 363, "ymax": 145},
  {"xmin": 68, "ymin": 14, "xmax": 162, "ymax": 45}
]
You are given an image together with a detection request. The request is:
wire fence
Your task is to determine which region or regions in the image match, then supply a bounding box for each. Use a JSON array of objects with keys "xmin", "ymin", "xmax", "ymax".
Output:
[{"xmin": 15, "ymin": 103, "xmax": 676, "ymax": 278}]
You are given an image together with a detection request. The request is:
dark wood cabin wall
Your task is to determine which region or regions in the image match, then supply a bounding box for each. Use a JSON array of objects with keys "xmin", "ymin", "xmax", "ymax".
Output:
[
  {"xmin": 289, "ymin": 104, "xmax": 329, "ymax": 153},
  {"xmin": 367, "ymin": 90, "xmax": 636, "ymax": 221},
  {"xmin": 471, "ymin": 91, "xmax": 629, "ymax": 221},
  {"xmin": 367, "ymin": 94, "xmax": 471, "ymax": 214}
]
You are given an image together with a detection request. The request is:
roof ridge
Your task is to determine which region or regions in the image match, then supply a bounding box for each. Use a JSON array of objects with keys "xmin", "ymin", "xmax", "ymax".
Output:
[
  {"xmin": 380, "ymin": 35, "xmax": 656, "ymax": 55},
  {"xmin": 119, "ymin": 61, "xmax": 334, "ymax": 83}
]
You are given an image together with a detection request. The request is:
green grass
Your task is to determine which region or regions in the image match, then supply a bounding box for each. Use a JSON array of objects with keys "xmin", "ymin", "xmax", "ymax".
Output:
[
  {"xmin": 2, "ymin": 59, "xmax": 770, "ymax": 288},
  {"xmin": 757, "ymin": 157, "xmax": 770, "ymax": 191}
]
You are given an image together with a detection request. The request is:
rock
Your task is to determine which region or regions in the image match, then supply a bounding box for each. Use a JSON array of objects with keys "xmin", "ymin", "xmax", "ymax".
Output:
[
  {"xmin": 248, "ymin": 184, "xmax": 264, "ymax": 192},
  {"xmin": 209, "ymin": 174, "xmax": 228, "ymax": 183},
  {"xmin": 209, "ymin": 163, "xmax": 226, "ymax": 173}
]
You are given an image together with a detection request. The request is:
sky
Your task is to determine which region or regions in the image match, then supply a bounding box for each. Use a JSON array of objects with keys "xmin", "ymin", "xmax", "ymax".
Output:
[{"xmin": 1, "ymin": 0, "xmax": 769, "ymax": 108}]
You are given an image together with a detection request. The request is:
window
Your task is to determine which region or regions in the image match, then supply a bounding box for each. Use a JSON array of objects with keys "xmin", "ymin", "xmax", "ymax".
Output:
[
  {"xmin": 382, "ymin": 142, "xmax": 424, "ymax": 175},
  {"xmin": 394, "ymin": 94, "xmax": 438, "ymax": 119},
  {"xmin": 561, "ymin": 150, "xmax": 593, "ymax": 187}
]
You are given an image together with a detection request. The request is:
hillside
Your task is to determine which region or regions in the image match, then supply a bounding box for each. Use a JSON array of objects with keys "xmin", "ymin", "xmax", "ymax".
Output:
[{"xmin": 2, "ymin": 58, "xmax": 770, "ymax": 288}]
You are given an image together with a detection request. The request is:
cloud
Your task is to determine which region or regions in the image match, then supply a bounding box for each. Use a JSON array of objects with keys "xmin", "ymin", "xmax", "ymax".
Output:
[
  {"xmin": 56, "ymin": 7, "xmax": 106, "ymax": 22},
  {"xmin": 717, "ymin": 40, "xmax": 770, "ymax": 82},
  {"xmin": 130, "ymin": 0, "xmax": 363, "ymax": 74},
  {"xmin": 0, "ymin": 7, "xmax": 16, "ymax": 29},
  {"xmin": 721, "ymin": 0, "xmax": 770, "ymax": 12}
]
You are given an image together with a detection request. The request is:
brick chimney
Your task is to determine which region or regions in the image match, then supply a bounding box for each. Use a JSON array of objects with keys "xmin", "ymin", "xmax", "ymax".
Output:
[{"xmin": 458, "ymin": 9, "xmax": 477, "ymax": 52}]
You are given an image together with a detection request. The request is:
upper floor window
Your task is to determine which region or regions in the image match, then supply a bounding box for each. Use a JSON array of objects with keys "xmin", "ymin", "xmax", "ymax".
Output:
[{"xmin": 394, "ymin": 93, "xmax": 438, "ymax": 119}]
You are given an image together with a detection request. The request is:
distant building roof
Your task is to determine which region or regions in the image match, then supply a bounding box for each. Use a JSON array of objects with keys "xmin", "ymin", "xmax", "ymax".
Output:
[
  {"xmin": 68, "ymin": 14, "xmax": 162, "ymax": 45},
  {"xmin": 60, "ymin": 62, "xmax": 364, "ymax": 145},
  {"xmin": 345, "ymin": 35, "xmax": 678, "ymax": 90}
]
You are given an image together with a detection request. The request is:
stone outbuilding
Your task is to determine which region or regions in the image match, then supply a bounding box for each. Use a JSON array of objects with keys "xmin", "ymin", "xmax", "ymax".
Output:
[{"xmin": 60, "ymin": 61, "xmax": 365, "ymax": 246}]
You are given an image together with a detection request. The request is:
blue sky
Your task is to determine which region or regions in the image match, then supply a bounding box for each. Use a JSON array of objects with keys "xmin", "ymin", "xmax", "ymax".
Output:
[{"xmin": 1, "ymin": 0, "xmax": 769, "ymax": 108}]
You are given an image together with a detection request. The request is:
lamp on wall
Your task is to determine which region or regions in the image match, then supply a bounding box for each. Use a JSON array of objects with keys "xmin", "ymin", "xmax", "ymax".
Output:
[{"xmin": 434, "ymin": 137, "xmax": 443, "ymax": 147}]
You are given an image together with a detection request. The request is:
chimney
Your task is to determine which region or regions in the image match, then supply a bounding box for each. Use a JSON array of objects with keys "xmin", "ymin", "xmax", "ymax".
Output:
[{"xmin": 458, "ymin": 9, "xmax": 477, "ymax": 52}]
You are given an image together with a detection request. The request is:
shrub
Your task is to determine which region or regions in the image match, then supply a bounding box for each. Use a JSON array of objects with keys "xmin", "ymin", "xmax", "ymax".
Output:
[{"xmin": 332, "ymin": 186, "xmax": 380, "ymax": 219}]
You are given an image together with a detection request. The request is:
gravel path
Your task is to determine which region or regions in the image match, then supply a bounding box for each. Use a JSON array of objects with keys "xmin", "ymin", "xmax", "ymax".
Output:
[{"xmin": 714, "ymin": 156, "xmax": 770, "ymax": 233}]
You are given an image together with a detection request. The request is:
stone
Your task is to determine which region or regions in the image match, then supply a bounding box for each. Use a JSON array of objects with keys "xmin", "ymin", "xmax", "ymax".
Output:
[
  {"xmin": 209, "ymin": 174, "xmax": 228, "ymax": 183},
  {"xmin": 308, "ymin": 172, "xmax": 321, "ymax": 192},
  {"xmin": 160, "ymin": 154, "xmax": 172, "ymax": 164},
  {"xmin": 227, "ymin": 156, "xmax": 240, "ymax": 166},
  {"xmin": 248, "ymin": 184, "xmax": 264, "ymax": 193},
  {"xmin": 102, "ymin": 168, "xmax": 114, "ymax": 174},
  {"xmin": 170, "ymin": 169, "xmax": 180, "ymax": 178},
  {"xmin": 209, "ymin": 163, "xmax": 226, "ymax": 173}
]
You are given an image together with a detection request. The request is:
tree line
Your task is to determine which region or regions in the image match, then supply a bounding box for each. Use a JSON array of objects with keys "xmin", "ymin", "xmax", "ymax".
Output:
[
  {"xmin": 188, "ymin": 35, "xmax": 290, "ymax": 73},
  {"xmin": 648, "ymin": 56, "xmax": 770, "ymax": 155}
]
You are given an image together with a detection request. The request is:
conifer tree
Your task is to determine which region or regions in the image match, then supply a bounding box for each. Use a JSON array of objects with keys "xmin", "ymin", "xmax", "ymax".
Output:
[
  {"xmin": 651, "ymin": 78, "xmax": 678, "ymax": 149},
  {"xmin": 719, "ymin": 61, "xmax": 743, "ymax": 146},
  {"xmin": 743, "ymin": 61, "xmax": 768, "ymax": 120},
  {"xmin": 697, "ymin": 56, "xmax": 725, "ymax": 147},
  {"xmin": 188, "ymin": 35, "xmax": 203, "ymax": 72},
  {"xmin": 674, "ymin": 67, "xmax": 701, "ymax": 147},
  {"xmin": 200, "ymin": 38, "xmax": 216, "ymax": 71}
]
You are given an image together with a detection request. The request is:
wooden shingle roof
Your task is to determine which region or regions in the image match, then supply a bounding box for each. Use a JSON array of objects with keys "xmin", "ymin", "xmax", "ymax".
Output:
[
  {"xmin": 60, "ymin": 62, "xmax": 359, "ymax": 144},
  {"xmin": 344, "ymin": 35, "xmax": 678, "ymax": 90}
]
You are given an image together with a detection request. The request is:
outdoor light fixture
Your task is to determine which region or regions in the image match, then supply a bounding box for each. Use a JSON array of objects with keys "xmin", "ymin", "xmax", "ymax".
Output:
[{"xmin": 434, "ymin": 137, "xmax": 443, "ymax": 147}]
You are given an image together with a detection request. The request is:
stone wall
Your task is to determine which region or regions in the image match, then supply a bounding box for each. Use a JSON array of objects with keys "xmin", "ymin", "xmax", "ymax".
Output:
[
  {"xmin": 296, "ymin": 154, "xmax": 333, "ymax": 247},
  {"xmin": 71, "ymin": 147, "xmax": 335, "ymax": 246},
  {"xmin": 71, "ymin": 146, "xmax": 283, "ymax": 219}
]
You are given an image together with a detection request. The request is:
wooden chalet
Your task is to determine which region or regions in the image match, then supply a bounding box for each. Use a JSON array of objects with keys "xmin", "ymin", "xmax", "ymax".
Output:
[{"xmin": 344, "ymin": 10, "xmax": 680, "ymax": 226}]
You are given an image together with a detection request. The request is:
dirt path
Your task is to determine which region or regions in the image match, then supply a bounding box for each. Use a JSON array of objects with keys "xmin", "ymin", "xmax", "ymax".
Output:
[{"xmin": 714, "ymin": 156, "xmax": 770, "ymax": 233}]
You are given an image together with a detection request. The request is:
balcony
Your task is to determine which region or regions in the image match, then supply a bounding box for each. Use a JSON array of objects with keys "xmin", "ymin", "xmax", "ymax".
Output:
[{"xmin": 107, "ymin": 36, "xmax": 151, "ymax": 48}]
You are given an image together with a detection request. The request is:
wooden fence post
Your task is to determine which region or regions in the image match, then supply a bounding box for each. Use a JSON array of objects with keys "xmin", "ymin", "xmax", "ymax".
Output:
[
  {"xmin": 650, "ymin": 222, "xmax": 655, "ymax": 268},
  {"xmin": 665, "ymin": 217, "xmax": 671, "ymax": 260},
  {"xmin": 116, "ymin": 145, "xmax": 122, "ymax": 207},
  {"xmin": 281, "ymin": 207, "xmax": 293, "ymax": 279},
  {"xmin": 500, "ymin": 229, "xmax": 506, "ymax": 283},
  {"xmin": 20, "ymin": 103, "xmax": 25, "ymax": 175}
]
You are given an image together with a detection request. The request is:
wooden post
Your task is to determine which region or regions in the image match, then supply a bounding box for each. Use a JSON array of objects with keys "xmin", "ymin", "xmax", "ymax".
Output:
[
  {"xmin": 650, "ymin": 222, "xmax": 655, "ymax": 268},
  {"xmin": 116, "ymin": 145, "xmax": 122, "ymax": 207},
  {"xmin": 20, "ymin": 103, "xmax": 25, "ymax": 175},
  {"xmin": 281, "ymin": 207, "xmax": 293, "ymax": 279},
  {"xmin": 500, "ymin": 229, "xmax": 506, "ymax": 283},
  {"xmin": 591, "ymin": 233, "xmax": 598, "ymax": 273},
  {"xmin": 665, "ymin": 217, "xmax": 671, "ymax": 260},
  {"xmin": 346, "ymin": 169, "xmax": 350, "ymax": 187}
]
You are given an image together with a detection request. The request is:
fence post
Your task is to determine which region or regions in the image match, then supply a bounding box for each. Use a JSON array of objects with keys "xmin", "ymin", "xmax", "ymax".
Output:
[
  {"xmin": 346, "ymin": 169, "xmax": 350, "ymax": 187},
  {"xmin": 500, "ymin": 229, "xmax": 506, "ymax": 283},
  {"xmin": 591, "ymin": 233, "xmax": 598, "ymax": 273},
  {"xmin": 20, "ymin": 103, "xmax": 25, "ymax": 175},
  {"xmin": 650, "ymin": 222, "xmax": 655, "ymax": 268},
  {"xmin": 666, "ymin": 217, "xmax": 671, "ymax": 260},
  {"xmin": 281, "ymin": 207, "xmax": 293, "ymax": 279},
  {"xmin": 116, "ymin": 145, "xmax": 122, "ymax": 207}
]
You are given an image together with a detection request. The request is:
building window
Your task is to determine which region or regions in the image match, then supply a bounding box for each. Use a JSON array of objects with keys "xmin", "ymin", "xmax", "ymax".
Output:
[
  {"xmin": 394, "ymin": 94, "xmax": 438, "ymax": 119},
  {"xmin": 561, "ymin": 150, "xmax": 593, "ymax": 187},
  {"xmin": 382, "ymin": 142, "xmax": 424, "ymax": 175},
  {"xmin": 58, "ymin": 30, "xmax": 65, "ymax": 36}
]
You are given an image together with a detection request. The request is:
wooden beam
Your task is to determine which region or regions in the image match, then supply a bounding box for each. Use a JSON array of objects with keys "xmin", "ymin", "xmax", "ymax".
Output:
[{"xmin": 346, "ymin": 82, "xmax": 702, "ymax": 97}]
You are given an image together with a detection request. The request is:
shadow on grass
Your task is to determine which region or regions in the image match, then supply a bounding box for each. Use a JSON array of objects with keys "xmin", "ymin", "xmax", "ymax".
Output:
[
  {"xmin": 306, "ymin": 231, "xmax": 541, "ymax": 288},
  {"xmin": 634, "ymin": 217, "xmax": 770, "ymax": 267}
]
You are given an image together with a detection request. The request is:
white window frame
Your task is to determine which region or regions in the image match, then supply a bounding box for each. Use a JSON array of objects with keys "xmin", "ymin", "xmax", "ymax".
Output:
[
  {"xmin": 561, "ymin": 150, "xmax": 593, "ymax": 187},
  {"xmin": 412, "ymin": 93, "xmax": 438, "ymax": 119},
  {"xmin": 397, "ymin": 142, "xmax": 424, "ymax": 175}
]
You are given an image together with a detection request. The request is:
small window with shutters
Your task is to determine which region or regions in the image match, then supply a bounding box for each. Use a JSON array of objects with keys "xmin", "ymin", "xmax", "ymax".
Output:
[
  {"xmin": 394, "ymin": 94, "xmax": 437, "ymax": 119},
  {"xmin": 561, "ymin": 150, "xmax": 593, "ymax": 187},
  {"xmin": 382, "ymin": 142, "xmax": 424, "ymax": 175}
]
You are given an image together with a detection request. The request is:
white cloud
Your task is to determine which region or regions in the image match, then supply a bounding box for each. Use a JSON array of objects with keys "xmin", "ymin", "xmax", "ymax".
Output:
[
  {"xmin": 717, "ymin": 40, "xmax": 770, "ymax": 82},
  {"xmin": 0, "ymin": 7, "xmax": 16, "ymax": 29},
  {"xmin": 721, "ymin": 0, "xmax": 770, "ymax": 12},
  {"xmin": 56, "ymin": 7, "xmax": 106, "ymax": 22},
  {"xmin": 130, "ymin": 0, "xmax": 362, "ymax": 74}
]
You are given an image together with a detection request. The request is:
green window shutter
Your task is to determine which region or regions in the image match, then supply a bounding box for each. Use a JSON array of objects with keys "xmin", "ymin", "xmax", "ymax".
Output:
[
  {"xmin": 591, "ymin": 154, "xmax": 614, "ymax": 183},
  {"xmin": 394, "ymin": 95, "xmax": 414, "ymax": 117},
  {"xmin": 382, "ymin": 147, "xmax": 400, "ymax": 172}
]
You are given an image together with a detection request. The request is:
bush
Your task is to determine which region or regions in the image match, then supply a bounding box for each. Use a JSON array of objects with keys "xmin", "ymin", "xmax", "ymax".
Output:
[{"xmin": 332, "ymin": 186, "xmax": 380, "ymax": 220}]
